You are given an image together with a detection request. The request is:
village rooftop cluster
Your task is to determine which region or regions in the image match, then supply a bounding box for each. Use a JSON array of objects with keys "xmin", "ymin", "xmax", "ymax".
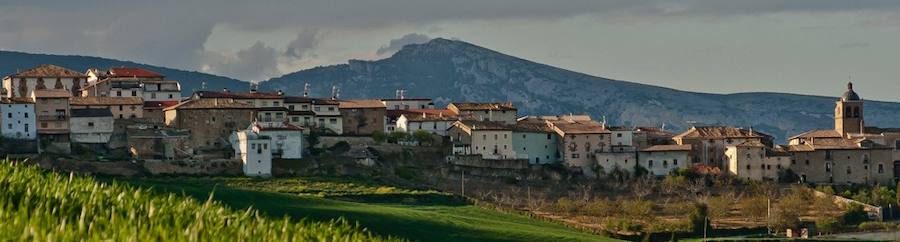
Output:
[{"xmin": 2, "ymin": 64, "xmax": 899, "ymax": 184}]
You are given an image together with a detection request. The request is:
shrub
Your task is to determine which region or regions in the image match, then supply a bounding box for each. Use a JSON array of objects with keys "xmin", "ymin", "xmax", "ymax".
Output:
[
  {"xmin": 372, "ymin": 131, "xmax": 387, "ymax": 144},
  {"xmin": 816, "ymin": 217, "xmax": 838, "ymax": 234},
  {"xmin": 584, "ymin": 199, "xmax": 617, "ymax": 217},
  {"xmin": 688, "ymin": 202, "xmax": 708, "ymax": 234},
  {"xmin": 841, "ymin": 203, "xmax": 869, "ymax": 226},
  {"xmin": 603, "ymin": 218, "xmax": 643, "ymax": 233},
  {"xmin": 554, "ymin": 197, "xmax": 578, "ymax": 214},
  {"xmin": 328, "ymin": 141, "xmax": 351, "ymax": 153},
  {"xmin": 858, "ymin": 221, "xmax": 893, "ymax": 231},
  {"xmin": 621, "ymin": 199, "xmax": 654, "ymax": 219}
]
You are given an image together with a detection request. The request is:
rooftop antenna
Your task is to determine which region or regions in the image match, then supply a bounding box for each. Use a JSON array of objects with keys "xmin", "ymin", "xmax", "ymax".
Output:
[
  {"xmin": 303, "ymin": 82, "xmax": 310, "ymax": 97},
  {"xmin": 200, "ymin": 81, "xmax": 207, "ymax": 91},
  {"xmin": 396, "ymin": 89, "xmax": 406, "ymax": 100},
  {"xmin": 250, "ymin": 80, "xmax": 259, "ymax": 93},
  {"xmin": 331, "ymin": 85, "xmax": 340, "ymax": 100}
]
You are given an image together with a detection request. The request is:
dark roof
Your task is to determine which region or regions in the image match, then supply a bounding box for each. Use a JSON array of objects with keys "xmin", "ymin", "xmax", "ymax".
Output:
[
  {"xmin": 0, "ymin": 97, "xmax": 34, "ymax": 104},
  {"xmin": 514, "ymin": 121, "xmax": 555, "ymax": 133},
  {"xmin": 551, "ymin": 120, "xmax": 609, "ymax": 134},
  {"xmin": 257, "ymin": 107, "xmax": 289, "ymax": 112},
  {"xmin": 107, "ymin": 67, "xmax": 164, "ymax": 78},
  {"xmin": 8, "ymin": 64, "xmax": 87, "ymax": 78},
  {"xmin": 339, "ymin": 99, "xmax": 386, "ymax": 109},
  {"xmin": 71, "ymin": 108, "xmax": 113, "ymax": 118},
  {"xmin": 288, "ymin": 110, "xmax": 315, "ymax": 116},
  {"xmin": 254, "ymin": 122, "xmax": 304, "ymax": 131},
  {"xmin": 284, "ymin": 96, "xmax": 312, "ymax": 103},
  {"xmin": 454, "ymin": 120, "xmax": 515, "ymax": 131},
  {"xmin": 194, "ymin": 91, "xmax": 284, "ymax": 99},
  {"xmin": 786, "ymin": 138, "xmax": 891, "ymax": 151},
  {"xmin": 71, "ymin": 97, "xmax": 143, "ymax": 106},
  {"xmin": 380, "ymin": 98, "xmax": 432, "ymax": 101},
  {"xmin": 450, "ymin": 102, "xmax": 517, "ymax": 111},
  {"xmin": 164, "ymin": 99, "xmax": 256, "ymax": 110},
  {"xmin": 789, "ymin": 129, "xmax": 842, "ymax": 140},
  {"xmin": 841, "ymin": 82, "xmax": 861, "ymax": 101},
  {"xmin": 143, "ymin": 101, "xmax": 180, "ymax": 109},
  {"xmin": 311, "ymin": 98, "xmax": 339, "ymax": 105},
  {"xmin": 32, "ymin": 89, "xmax": 72, "ymax": 98},
  {"xmin": 864, "ymin": 127, "xmax": 900, "ymax": 134},
  {"xmin": 641, "ymin": 144, "xmax": 692, "ymax": 152}
]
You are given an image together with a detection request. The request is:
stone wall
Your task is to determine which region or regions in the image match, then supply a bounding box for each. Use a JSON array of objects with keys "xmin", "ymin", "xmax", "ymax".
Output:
[
  {"xmin": 317, "ymin": 135, "xmax": 376, "ymax": 148},
  {"xmin": 142, "ymin": 159, "xmax": 242, "ymax": 175},
  {"xmin": 448, "ymin": 154, "xmax": 529, "ymax": 169}
]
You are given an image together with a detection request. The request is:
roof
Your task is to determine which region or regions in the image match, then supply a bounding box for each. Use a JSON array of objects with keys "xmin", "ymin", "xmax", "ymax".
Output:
[
  {"xmin": 551, "ymin": 120, "xmax": 609, "ymax": 134},
  {"xmin": 454, "ymin": 120, "xmax": 515, "ymax": 131},
  {"xmin": 8, "ymin": 64, "xmax": 87, "ymax": 78},
  {"xmin": 402, "ymin": 112, "xmax": 459, "ymax": 122},
  {"xmin": 284, "ymin": 96, "xmax": 312, "ymax": 103},
  {"xmin": 387, "ymin": 109, "xmax": 455, "ymax": 119},
  {"xmin": 641, "ymin": 144, "xmax": 692, "ymax": 152},
  {"xmin": 253, "ymin": 122, "xmax": 304, "ymax": 131},
  {"xmin": 450, "ymin": 102, "xmax": 517, "ymax": 111},
  {"xmin": 71, "ymin": 97, "xmax": 143, "ymax": 106},
  {"xmin": 311, "ymin": 98, "xmax": 339, "ymax": 105},
  {"xmin": 0, "ymin": 97, "xmax": 34, "ymax": 104},
  {"xmin": 786, "ymin": 138, "xmax": 891, "ymax": 151},
  {"xmin": 339, "ymin": 99, "xmax": 386, "ymax": 109},
  {"xmin": 514, "ymin": 119, "xmax": 555, "ymax": 133},
  {"xmin": 32, "ymin": 89, "xmax": 72, "ymax": 98},
  {"xmin": 70, "ymin": 108, "xmax": 113, "ymax": 118},
  {"xmin": 194, "ymin": 91, "xmax": 284, "ymax": 99},
  {"xmin": 607, "ymin": 126, "xmax": 632, "ymax": 131},
  {"xmin": 107, "ymin": 67, "xmax": 163, "ymax": 78},
  {"xmin": 732, "ymin": 140, "xmax": 766, "ymax": 147},
  {"xmin": 518, "ymin": 115, "xmax": 592, "ymax": 123},
  {"xmin": 767, "ymin": 145, "xmax": 792, "ymax": 156},
  {"xmin": 288, "ymin": 110, "xmax": 316, "ymax": 116},
  {"xmin": 634, "ymin": 127, "xmax": 676, "ymax": 137},
  {"xmin": 864, "ymin": 127, "xmax": 900, "ymax": 134},
  {"xmin": 841, "ymin": 82, "xmax": 861, "ymax": 101},
  {"xmin": 163, "ymin": 99, "xmax": 256, "ymax": 111},
  {"xmin": 380, "ymin": 98, "xmax": 432, "ymax": 101},
  {"xmin": 143, "ymin": 101, "xmax": 180, "ymax": 109},
  {"xmin": 673, "ymin": 126, "xmax": 770, "ymax": 140},
  {"xmin": 257, "ymin": 107, "xmax": 289, "ymax": 112},
  {"xmin": 789, "ymin": 129, "xmax": 843, "ymax": 140}
]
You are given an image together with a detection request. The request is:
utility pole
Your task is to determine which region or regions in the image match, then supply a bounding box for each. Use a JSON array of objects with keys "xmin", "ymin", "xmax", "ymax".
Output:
[
  {"xmin": 461, "ymin": 170, "xmax": 465, "ymax": 198},
  {"xmin": 767, "ymin": 198, "xmax": 772, "ymax": 235},
  {"xmin": 703, "ymin": 216, "xmax": 708, "ymax": 240}
]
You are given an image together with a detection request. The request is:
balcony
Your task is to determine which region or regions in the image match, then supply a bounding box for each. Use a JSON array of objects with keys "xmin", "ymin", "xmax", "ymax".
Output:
[{"xmin": 38, "ymin": 115, "xmax": 68, "ymax": 121}]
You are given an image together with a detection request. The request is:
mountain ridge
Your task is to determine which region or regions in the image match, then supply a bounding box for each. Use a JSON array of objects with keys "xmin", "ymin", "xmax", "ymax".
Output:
[{"xmin": 261, "ymin": 38, "xmax": 900, "ymax": 142}]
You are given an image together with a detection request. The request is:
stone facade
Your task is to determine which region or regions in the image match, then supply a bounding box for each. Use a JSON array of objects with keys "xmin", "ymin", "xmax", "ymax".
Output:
[
  {"xmin": 164, "ymin": 99, "xmax": 256, "ymax": 150},
  {"xmin": 638, "ymin": 145, "xmax": 692, "ymax": 176},
  {"xmin": 339, "ymin": 99, "xmax": 386, "ymax": 136}
]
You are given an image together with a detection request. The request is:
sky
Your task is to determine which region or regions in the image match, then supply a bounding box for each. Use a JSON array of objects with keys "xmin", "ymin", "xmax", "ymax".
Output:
[{"xmin": 1, "ymin": 1, "xmax": 899, "ymax": 101}]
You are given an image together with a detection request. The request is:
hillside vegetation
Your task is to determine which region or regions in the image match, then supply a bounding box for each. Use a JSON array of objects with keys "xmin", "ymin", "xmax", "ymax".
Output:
[{"xmin": 0, "ymin": 159, "xmax": 391, "ymax": 241}]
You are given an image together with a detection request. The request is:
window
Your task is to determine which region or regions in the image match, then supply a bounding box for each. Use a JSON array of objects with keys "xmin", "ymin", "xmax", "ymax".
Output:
[
  {"xmin": 572, "ymin": 154, "xmax": 580, "ymax": 158},
  {"xmin": 328, "ymin": 107, "xmax": 335, "ymax": 111},
  {"xmin": 119, "ymin": 106, "xmax": 123, "ymax": 111},
  {"xmin": 292, "ymin": 117, "xmax": 299, "ymax": 122},
  {"xmin": 288, "ymin": 105, "xmax": 295, "ymax": 110},
  {"xmin": 329, "ymin": 118, "xmax": 337, "ymax": 124},
  {"xmin": 88, "ymin": 122, "xmax": 94, "ymax": 127},
  {"xmin": 805, "ymin": 160, "xmax": 810, "ymax": 165},
  {"xmin": 547, "ymin": 134, "xmax": 552, "ymax": 140},
  {"xmin": 168, "ymin": 94, "xmax": 174, "ymax": 99},
  {"xmin": 6, "ymin": 113, "xmax": 10, "ymax": 118},
  {"xmin": 130, "ymin": 106, "xmax": 136, "ymax": 111},
  {"xmin": 663, "ymin": 160, "xmax": 668, "ymax": 168},
  {"xmin": 746, "ymin": 165, "xmax": 751, "ymax": 170},
  {"xmin": 483, "ymin": 134, "xmax": 487, "ymax": 140},
  {"xmin": 273, "ymin": 101, "xmax": 280, "ymax": 106},
  {"xmin": 879, "ymin": 164, "xmax": 885, "ymax": 174},
  {"xmin": 494, "ymin": 134, "xmax": 498, "ymax": 140},
  {"xmin": 6, "ymin": 124, "xmax": 10, "ymax": 129},
  {"xmin": 24, "ymin": 113, "xmax": 28, "ymax": 118},
  {"xmin": 116, "ymin": 91, "xmax": 122, "ymax": 96},
  {"xmin": 760, "ymin": 164, "xmax": 765, "ymax": 169},
  {"xmin": 648, "ymin": 160, "xmax": 654, "ymax": 167},
  {"xmin": 673, "ymin": 159, "xmax": 678, "ymax": 165},
  {"xmin": 846, "ymin": 166, "xmax": 852, "ymax": 174},
  {"xmin": 895, "ymin": 140, "xmax": 900, "ymax": 150},
  {"xmin": 151, "ymin": 93, "xmax": 157, "ymax": 98},
  {"xmin": 314, "ymin": 107, "xmax": 321, "ymax": 112},
  {"xmin": 825, "ymin": 150, "xmax": 832, "ymax": 160},
  {"xmin": 825, "ymin": 163, "xmax": 832, "ymax": 172},
  {"xmin": 131, "ymin": 90, "xmax": 137, "ymax": 96},
  {"xmin": 617, "ymin": 133, "xmax": 622, "ymax": 137}
]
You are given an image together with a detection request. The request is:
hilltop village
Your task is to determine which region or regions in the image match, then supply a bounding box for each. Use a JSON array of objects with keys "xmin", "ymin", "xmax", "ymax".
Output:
[{"xmin": 1, "ymin": 64, "xmax": 899, "ymax": 186}]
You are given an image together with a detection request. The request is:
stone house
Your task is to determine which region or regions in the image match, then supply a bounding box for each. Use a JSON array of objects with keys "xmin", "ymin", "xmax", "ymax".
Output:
[
  {"xmin": 639, "ymin": 144, "xmax": 692, "ymax": 176},
  {"xmin": 725, "ymin": 140, "xmax": 792, "ymax": 181},
  {"xmin": 69, "ymin": 108, "xmax": 114, "ymax": 144},
  {"xmin": 549, "ymin": 117, "xmax": 611, "ymax": 170},
  {"xmin": 447, "ymin": 102, "xmax": 517, "ymax": 125},
  {"xmin": 142, "ymin": 101, "xmax": 179, "ymax": 124},
  {"xmin": 311, "ymin": 98, "xmax": 343, "ymax": 134},
  {"xmin": 32, "ymin": 89, "xmax": 72, "ymax": 154},
  {"xmin": 164, "ymin": 99, "xmax": 256, "ymax": 151},
  {"xmin": 126, "ymin": 125, "xmax": 190, "ymax": 160},
  {"xmin": 84, "ymin": 67, "xmax": 181, "ymax": 101},
  {"xmin": 230, "ymin": 129, "xmax": 272, "ymax": 177},
  {"xmin": 673, "ymin": 126, "xmax": 773, "ymax": 168},
  {"xmin": 381, "ymin": 98, "xmax": 434, "ymax": 110},
  {"xmin": 339, "ymin": 99, "xmax": 386, "ymax": 136},
  {"xmin": 70, "ymin": 96, "xmax": 144, "ymax": 119},
  {"xmin": 1, "ymin": 97, "xmax": 36, "ymax": 140},
  {"xmin": 3, "ymin": 64, "xmax": 86, "ymax": 98},
  {"xmin": 448, "ymin": 120, "xmax": 517, "ymax": 160}
]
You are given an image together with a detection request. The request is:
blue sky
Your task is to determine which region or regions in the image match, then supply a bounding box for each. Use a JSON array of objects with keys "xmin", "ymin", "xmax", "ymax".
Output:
[{"xmin": 1, "ymin": 0, "xmax": 898, "ymax": 101}]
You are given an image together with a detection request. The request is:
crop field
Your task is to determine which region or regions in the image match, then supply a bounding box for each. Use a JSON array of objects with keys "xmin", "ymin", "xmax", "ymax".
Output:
[
  {"xmin": 0, "ymin": 160, "xmax": 391, "ymax": 241},
  {"xmin": 120, "ymin": 176, "xmax": 618, "ymax": 242}
]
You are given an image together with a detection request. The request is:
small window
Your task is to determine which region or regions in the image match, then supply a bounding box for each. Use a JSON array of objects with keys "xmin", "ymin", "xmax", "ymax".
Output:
[
  {"xmin": 878, "ymin": 164, "xmax": 885, "ymax": 174},
  {"xmin": 617, "ymin": 133, "xmax": 622, "ymax": 137},
  {"xmin": 746, "ymin": 165, "xmax": 751, "ymax": 170},
  {"xmin": 572, "ymin": 154, "xmax": 580, "ymax": 158},
  {"xmin": 88, "ymin": 122, "xmax": 94, "ymax": 127}
]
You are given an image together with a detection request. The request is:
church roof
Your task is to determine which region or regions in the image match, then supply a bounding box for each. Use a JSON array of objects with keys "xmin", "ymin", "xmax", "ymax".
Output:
[{"xmin": 841, "ymin": 82, "xmax": 861, "ymax": 101}]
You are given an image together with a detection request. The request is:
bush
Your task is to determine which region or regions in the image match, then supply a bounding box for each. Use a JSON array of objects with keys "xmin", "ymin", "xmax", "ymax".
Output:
[
  {"xmin": 387, "ymin": 132, "xmax": 408, "ymax": 143},
  {"xmin": 328, "ymin": 141, "xmax": 351, "ymax": 153},
  {"xmin": 816, "ymin": 217, "xmax": 838, "ymax": 234},
  {"xmin": 688, "ymin": 202, "xmax": 708, "ymax": 234},
  {"xmin": 604, "ymin": 218, "xmax": 644, "ymax": 233},
  {"xmin": 841, "ymin": 203, "xmax": 869, "ymax": 226},
  {"xmin": 584, "ymin": 199, "xmax": 617, "ymax": 217},
  {"xmin": 621, "ymin": 199, "xmax": 654, "ymax": 219},
  {"xmin": 858, "ymin": 221, "xmax": 893, "ymax": 231},
  {"xmin": 554, "ymin": 197, "xmax": 578, "ymax": 214},
  {"xmin": 372, "ymin": 131, "xmax": 387, "ymax": 144}
]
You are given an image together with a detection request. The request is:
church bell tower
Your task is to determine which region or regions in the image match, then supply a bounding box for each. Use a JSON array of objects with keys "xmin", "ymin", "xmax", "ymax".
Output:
[{"xmin": 835, "ymin": 82, "xmax": 864, "ymax": 136}]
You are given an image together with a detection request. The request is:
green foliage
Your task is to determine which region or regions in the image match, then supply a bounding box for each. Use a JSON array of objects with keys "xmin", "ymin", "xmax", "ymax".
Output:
[
  {"xmin": 603, "ymin": 218, "xmax": 643, "ymax": 234},
  {"xmin": 632, "ymin": 164, "xmax": 649, "ymax": 178},
  {"xmin": 584, "ymin": 199, "xmax": 617, "ymax": 218},
  {"xmin": 394, "ymin": 166, "xmax": 419, "ymax": 181},
  {"xmin": 841, "ymin": 203, "xmax": 870, "ymax": 226},
  {"xmin": 372, "ymin": 131, "xmax": 388, "ymax": 144},
  {"xmin": 739, "ymin": 196, "xmax": 768, "ymax": 220},
  {"xmin": 660, "ymin": 175, "xmax": 687, "ymax": 194},
  {"xmin": 688, "ymin": 202, "xmax": 708, "ymax": 234},
  {"xmin": 328, "ymin": 141, "xmax": 351, "ymax": 153},
  {"xmin": 816, "ymin": 217, "xmax": 839, "ymax": 234},
  {"xmin": 307, "ymin": 131, "xmax": 321, "ymax": 148},
  {"xmin": 0, "ymin": 159, "xmax": 389, "ymax": 241},
  {"xmin": 387, "ymin": 132, "xmax": 409, "ymax": 143},
  {"xmin": 858, "ymin": 221, "xmax": 894, "ymax": 231},
  {"xmin": 777, "ymin": 168, "xmax": 800, "ymax": 183},
  {"xmin": 554, "ymin": 197, "xmax": 578, "ymax": 214},
  {"xmin": 621, "ymin": 199, "xmax": 654, "ymax": 219},
  {"xmin": 412, "ymin": 130, "xmax": 434, "ymax": 146}
]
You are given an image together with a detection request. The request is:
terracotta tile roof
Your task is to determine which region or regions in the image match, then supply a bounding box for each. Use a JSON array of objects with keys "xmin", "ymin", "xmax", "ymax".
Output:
[
  {"xmin": 786, "ymin": 138, "xmax": 891, "ymax": 151},
  {"xmin": 9, "ymin": 64, "xmax": 87, "ymax": 78},
  {"xmin": 514, "ymin": 120, "xmax": 555, "ymax": 133},
  {"xmin": 455, "ymin": 120, "xmax": 515, "ymax": 131},
  {"xmin": 0, "ymin": 97, "xmax": 34, "ymax": 104},
  {"xmin": 163, "ymin": 99, "xmax": 256, "ymax": 111},
  {"xmin": 789, "ymin": 129, "xmax": 842, "ymax": 140},
  {"xmin": 380, "ymin": 98, "xmax": 432, "ymax": 101},
  {"xmin": 32, "ymin": 89, "xmax": 72, "ymax": 98},
  {"xmin": 402, "ymin": 112, "xmax": 459, "ymax": 122},
  {"xmin": 767, "ymin": 145, "xmax": 792, "ymax": 156},
  {"xmin": 673, "ymin": 126, "xmax": 770, "ymax": 140},
  {"xmin": 450, "ymin": 102, "xmax": 517, "ymax": 111},
  {"xmin": 551, "ymin": 120, "xmax": 609, "ymax": 134},
  {"xmin": 732, "ymin": 140, "xmax": 766, "ymax": 147},
  {"xmin": 143, "ymin": 101, "xmax": 180, "ymax": 109},
  {"xmin": 194, "ymin": 91, "xmax": 284, "ymax": 99},
  {"xmin": 607, "ymin": 126, "xmax": 632, "ymax": 131},
  {"xmin": 864, "ymin": 127, "xmax": 900, "ymax": 134},
  {"xmin": 71, "ymin": 97, "xmax": 143, "ymax": 106},
  {"xmin": 70, "ymin": 108, "xmax": 113, "ymax": 118},
  {"xmin": 339, "ymin": 99, "xmax": 386, "ymax": 109},
  {"xmin": 288, "ymin": 110, "xmax": 315, "ymax": 116},
  {"xmin": 311, "ymin": 98, "xmax": 339, "ymax": 105},
  {"xmin": 640, "ymin": 144, "xmax": 693, "ymax": 152},
  {"xmin": 107, "ymin": 67, "xmax": 163, "ymax": 78}
]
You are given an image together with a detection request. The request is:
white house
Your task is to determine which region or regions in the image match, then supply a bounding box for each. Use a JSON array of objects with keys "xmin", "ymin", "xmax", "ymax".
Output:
[
  {"xmin": 1, "ymin": 97, "xmax": 37, "ymax": 140},
  {"xmin": 396, "ymin": 110, "xmax": 458, "ymax": 136},
  {"xmin": 638, "ymin": 144, "xmax": 692, "ymax": 176},
  {"xmin": 69, "ymin": 108, "xmax": 114, "ymax": 144},
  {"xmin": 230, "ymin": 130, "xmax": 272, "ymax": 177},
  {"xmin": 251, "ymin": 122, "xmax": 304, "ymax": 159}
]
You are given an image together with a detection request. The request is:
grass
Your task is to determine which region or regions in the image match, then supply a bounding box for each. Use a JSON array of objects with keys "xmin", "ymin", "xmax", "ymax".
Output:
[
  {"xmin": 0, "ymin": 159, "xmax": 391, "ymax": 241},
  {"xmin": 120, "ymin": 176, "xmax": 618, "ymax": 242}
]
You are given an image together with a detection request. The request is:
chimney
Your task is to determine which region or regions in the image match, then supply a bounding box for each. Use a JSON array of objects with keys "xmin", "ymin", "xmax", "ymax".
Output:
[
  {"xmin": 276, "ymin": 89, "xmax": 284, "ymax": 96},
  {"xmin": 223, "ymin": 87, "xmax": 229, "ymax": 93},
  {"xmin": 250, "ymin": 81, "xmax": 258, "ymax": 94},
  {"xmin": 422, "ymin": 112, "xmax": 427, "ymax": 118}
]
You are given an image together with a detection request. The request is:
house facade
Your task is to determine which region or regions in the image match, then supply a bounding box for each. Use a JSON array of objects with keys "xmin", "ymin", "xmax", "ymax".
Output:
[
  {"xmin": 3, "ymin": 64, "xmax": 86, "ymax": 98},
  {"xmin": 638, "ymin": 144, "xmax": 692, "ymax": 176},
  {"xmin": 251, "ymin": 122, "xmax": 304, "ymax": 159},
  {"xmin": 33, "ymin": 89, "xmax": 72, "ymax": 153},
  {"xmin": 1, "ymin": 97, "xmax": 36, "ymax": 140},
  {"xmin": 550, "ymin": 118, "xmax": 611, "ymax": 170},
  {"xmin": 230, "ymin": 130, "xmax": 272, "ymax": 177},
  {"xmin": 69, "ymin": 108, "xmax": 114, "ymax": 144},
  {"xmin": 725, "ymin": 140, "xmax": 792, "ymax": 181},
  {"xmin": 513, "ymin": 118, "xmax": 560, "ymax": 164},
  {"xmin": 448, "ymin": 120, "xmax": 516, "ymax": 160},
  {"xmin": 673, "ymin": 126, "xmax": 773, "ymax": 168},
  {"xmin": 396, "ymin": 109, "xmax": 459, "ymax": 136},
  {"xmin": 339, "ymin": 99, "xmax": 386, "ymax": 136},
  {"xmin": 164, "ymin": 99, "xmax": 256, "ymax": 150},
  {"xmin": 448, "ymin": 102, "xmax": 517, "ymax": 124},
  {"xmin": 381, "ymin": 98, "xmax": 434, "ymax": 110},
  {"xmin": 70, "ymin": 97, "xmax": 144, "ymax": 119}
]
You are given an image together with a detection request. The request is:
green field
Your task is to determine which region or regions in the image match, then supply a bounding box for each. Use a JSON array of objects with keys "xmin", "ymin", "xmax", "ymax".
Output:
[
  {"xmin": 0, "ymin": 160, "xmax": 390, "ymax": 241},
  {"xmin": 120, "ymin": 177, "xmax": 617, "ymax": 242}
]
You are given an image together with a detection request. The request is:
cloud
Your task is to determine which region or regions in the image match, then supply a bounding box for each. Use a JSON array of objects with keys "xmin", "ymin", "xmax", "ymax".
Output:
[
  {"xmin": 376, "ymin": 33, "xmax": 432, "ymax": 56},
  {"xmin": 202, "ymin": 41, "xmax": 281, "ymax": 81},
  {"xmin": 839, "ymin": 42, "xmax": 871, "ymax": 48},
  {"xmin": 284, "ymin": 29, "xmax": 321, "ymax": 59}
]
